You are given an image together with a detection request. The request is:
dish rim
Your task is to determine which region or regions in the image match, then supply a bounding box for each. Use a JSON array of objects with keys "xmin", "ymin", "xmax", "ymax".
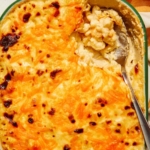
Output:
[
  {"xmin": 0, "ymin": 1, "xmax": 148, "ymax": 150},
  {"xmin": 121, "ymin": 0, "xmax": 148, "ymax": 120},
  {"xmin": 0, "ymin": 0, "xmax": 148, "ymax": 119}
]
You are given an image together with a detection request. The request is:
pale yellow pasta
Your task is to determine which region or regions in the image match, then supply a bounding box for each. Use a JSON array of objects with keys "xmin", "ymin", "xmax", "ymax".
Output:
[{"xmin": 77, "ymin": 6, "xmax": 122, "ymax": 53}]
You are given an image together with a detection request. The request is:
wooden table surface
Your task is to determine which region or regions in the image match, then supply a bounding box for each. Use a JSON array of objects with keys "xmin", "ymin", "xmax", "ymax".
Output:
[
  {"xmin": 127, "ymin": 0, "xmax": 150, "ymax": 12},
  {"xmin": 127, "ymin": 0, "xmax": 150, "ymax": 46}
]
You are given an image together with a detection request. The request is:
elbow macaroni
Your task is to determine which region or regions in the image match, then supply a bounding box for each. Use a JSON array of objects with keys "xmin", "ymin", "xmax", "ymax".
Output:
[{"xmin": 77, "ymin": 5, "xmax": 123, "ymax": 53}]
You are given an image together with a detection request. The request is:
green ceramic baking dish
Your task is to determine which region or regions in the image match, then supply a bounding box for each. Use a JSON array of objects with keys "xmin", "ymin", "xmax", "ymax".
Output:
[{"xmin": 0, "ymin": 0, "xmax": 148, "ymax": 150}]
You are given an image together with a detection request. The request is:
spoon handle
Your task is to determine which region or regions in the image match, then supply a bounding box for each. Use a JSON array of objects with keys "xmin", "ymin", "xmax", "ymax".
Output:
[{"xmin": 122, "ymin": 71, "xmax": 150, "ymax": 150}]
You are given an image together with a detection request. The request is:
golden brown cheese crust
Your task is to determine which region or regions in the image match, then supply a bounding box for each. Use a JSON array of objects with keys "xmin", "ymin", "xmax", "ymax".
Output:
[{"xmin": 0, "ymin": 0, "xmax": 144, "ymax": 150}]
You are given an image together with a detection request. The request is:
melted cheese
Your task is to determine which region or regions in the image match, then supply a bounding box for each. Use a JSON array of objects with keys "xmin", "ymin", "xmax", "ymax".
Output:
[{"xmin": 0, "ymin": 0, "xmax": 145, "ymax": 150}]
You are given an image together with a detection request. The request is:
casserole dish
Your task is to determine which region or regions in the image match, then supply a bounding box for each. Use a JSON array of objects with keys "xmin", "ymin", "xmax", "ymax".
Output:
[{"xmin": 0, "ymin": 0, "xmax": 148, "ymax": 150}]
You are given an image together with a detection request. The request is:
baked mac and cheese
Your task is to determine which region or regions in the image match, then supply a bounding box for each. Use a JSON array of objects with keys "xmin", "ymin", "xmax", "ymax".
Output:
[{"xmin": 0, "ymin": 0, "xmax": 145, "ymax": 150}]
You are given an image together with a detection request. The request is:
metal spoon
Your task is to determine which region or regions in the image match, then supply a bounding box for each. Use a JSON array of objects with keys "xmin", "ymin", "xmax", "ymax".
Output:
[{"xmin": 115, "ymin": 28, "xmax": 150, "ymax": 150}]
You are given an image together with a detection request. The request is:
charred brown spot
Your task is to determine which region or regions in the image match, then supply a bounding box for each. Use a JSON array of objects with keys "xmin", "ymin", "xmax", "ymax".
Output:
[
  {"xmin": 24, "ymin": 44, "xmax": 30, "ymax": 50},
  {"xmin": 11, "ymin": 28, "xmax": 16, "ymax": 33},
  {"xmin": 42, "ymin": 103, "xmax": 46, "ymax": 107},
  {"xmin": 54, "ymin": 9, "xmax": 60, "ymax": 17},
  {"xmin": 124, "ymin": 106, "xmax": 130, "ymax": 110},
  {"xmin": 32, "ymin": 4, "xmax": 36, "ymax": 8},
  {"xmin": 89, "ymin": 122, "xmax": 97, "ymax": 126},
  {"xmin": 84, "ymin": 103, "xmax": 88, "ymax": 106},
  {"xmin": 5, "ymin": 73, "xmax": 11, "ymax": 82},
  {"xmin": 125, "ymin": 142, "xmax": 129, "ymax": 146},
  {"xmin": 135, "ymin": 126, "xmax": 140, "ymax": 132},
  {"xmin": 115, "ymin": 129, "xmax": 121, "ymax": 133},
  {"xmin": 121, "ymin": 140, "xmax": 124, "ymax": 143},
  {"xmin": 127, "ymin": 112, "xmax": 134, "ymax": 116},
  {"xmin": 36, "ymin": 70, "xmax": 44, "ymax": 76},
  {"xmin": 51, "ymin": 2, "xmax": 60, "ymax": 9},
  {"xmin": 3, "ymin": 100, "xmax": 12, "ymax": 108},
  {"xmin": 106, "ymin": 120, "xmax": 112, "ymax": 124},
  {"xmin": 2, "ymin": 142, "xmax": 6, "ymax": 145},
  {"xmin": 40, "ymin": 60, "xmax": 44, "ymax": 63},
  {"xmin": 36, "ymin": 12, "xmax": 41, "ymax": 16},
  {"xmin": 7, "ymin": 54, "xmax": 11, "ymax": 59},
  {"xmin": 50, "ymin": 69, "xmax": 62, "ymax": 79},
  {"xmin": 4, "ymin": 113, "xmax": 14, "ymax": 121},
  {"xmin": 75, "ymin": 6, "xmax": 82, "ymax": 11},
  {"xmin": 101, "ymin": 103, "xmax": 105, "ymax": 107},
  {"xmin": 28, "ymin": 118, "xmax": 34, "ymax": 124},
  {"xmin": 97, "ymin": 112, "xmax": 102, "ymax": 117},
  {"xmin": 132, "ymin": 142, "xmax": 137, "ymax": 146},
  {"xmin": 83, "ymin": 12, "xmax": 86, "ymax": 18},
  {"xmin": 11, "ymin": 122, "xmax": 18, "ymax": 128},
  {"xmin": 0, "ymin": 81, "xmax": 8, "ymax": 90},
  {"xmin": 11, "ymin": 70, "xmax": 15, "ymax": 76},
  {"xmin": 12, "ymin": 122, "xmax": 18, "ymax": 128},
  {"xmin": 63, "ymin": 144, "xmax": 71, "ymax": 150},
  {"xmin": 74, "ymin": 128, "xmax": 84, "ymax": 134},
  {"xmin": 68, "ymin": 114, "xmax": 76, "ymax": 123},
  {"xmin": 134, "ymin": 64, "xmax": 139, "ymax": 74},
  {"xmin": 46, "ymin": 54, "xmax": 50, "ymax": 58},
  {"xmin": 87, "ymin": 114, "xmax": 91, "ymax": 118},
  {"xmin": 48, "ymin": 108, "xmax": 55, "ymax": 115},
  {"xmin": 24, "ymin": 6, "xmax": 26, "ymax": 10},
  {"xmin": 96, "ymin": 98, "xmax": 107, "ymax": 107},
  {"xmin": 117, "ymin": 123, "xmax": 121, "ymax": 126},
  {"xmin": 23, "ymin": 13, "xmax": 31, "ymax": 23},
  {"xmin": 50, "ymin": 2, "xmax": 60, "ymax": 17},
  {"xmin": 127, "ymin": 130, "xmax": 129, "ymax": 134},
  {"xmin": 2, "ymin": 122, "xmax": 6, "ymax": 126},
  {"xmin": 0, "ymin": 33, "xmax": 20, "ymax": 52}
]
